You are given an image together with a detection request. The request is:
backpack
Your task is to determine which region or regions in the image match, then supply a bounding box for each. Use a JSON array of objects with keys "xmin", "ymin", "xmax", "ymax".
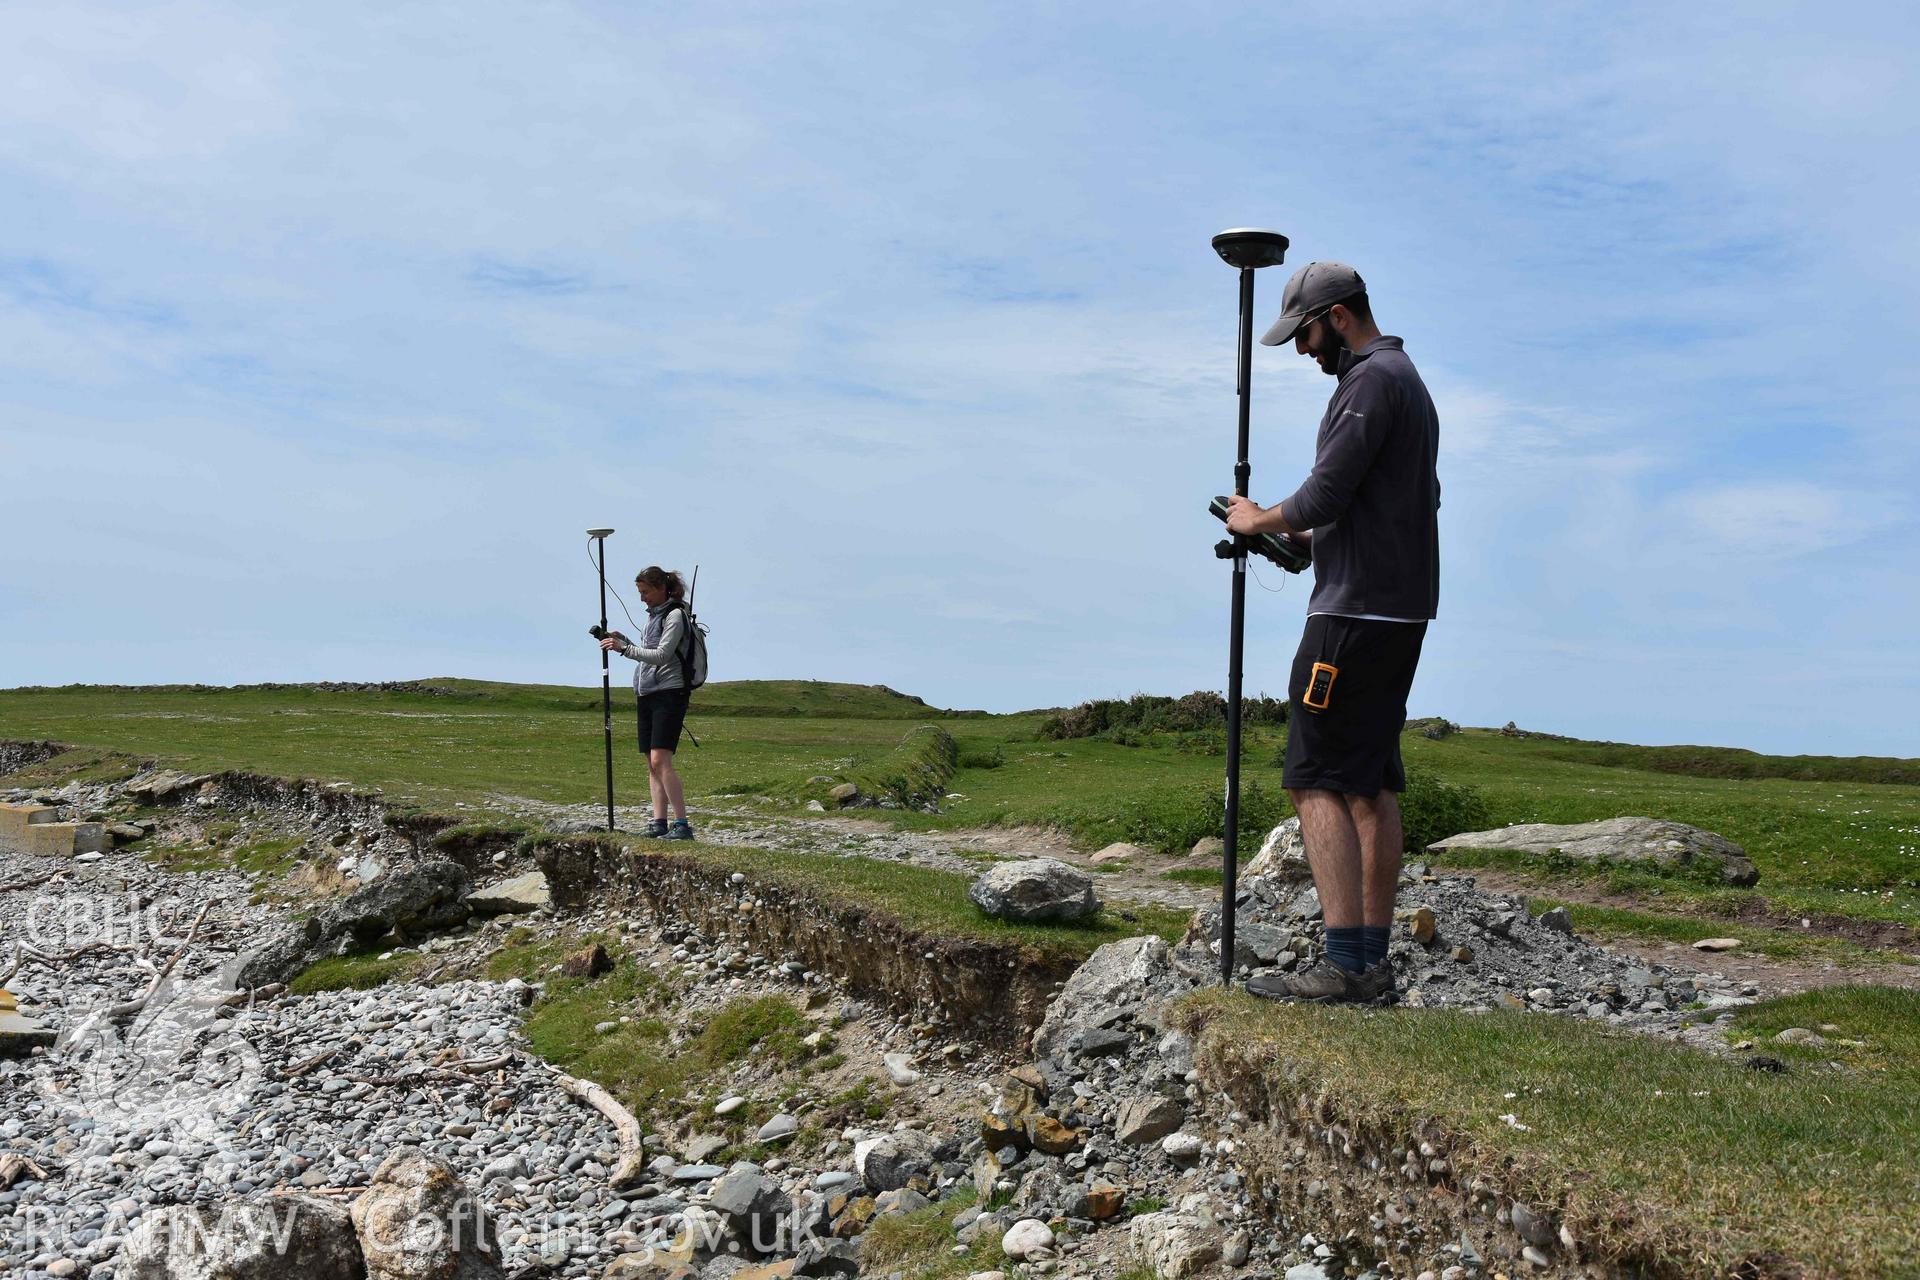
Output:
[{"xmin": 667, "ymin": 601, "xmax": 709, "ymax": 691}]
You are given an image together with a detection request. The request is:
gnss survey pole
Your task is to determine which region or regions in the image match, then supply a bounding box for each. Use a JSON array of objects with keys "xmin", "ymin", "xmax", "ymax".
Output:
[
  {"xmin": 1209, "ymin": 228, "xmax": 1290, "ymax": 986},
  {"xmin": 589, "ymin": 528, "xmax": 617, "ymax": 831}
]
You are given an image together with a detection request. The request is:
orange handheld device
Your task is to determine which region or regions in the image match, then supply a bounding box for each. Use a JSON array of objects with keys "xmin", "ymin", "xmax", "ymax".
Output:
[{"xmin": 1303, "ymin": 662, "xmax": 1338, "ymax": 711}]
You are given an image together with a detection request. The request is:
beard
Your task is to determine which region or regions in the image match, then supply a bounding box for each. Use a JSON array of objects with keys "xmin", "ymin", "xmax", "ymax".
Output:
[{"xmin": 1303, "ymin": 318, "xmax": 1348, "ymax": 376}]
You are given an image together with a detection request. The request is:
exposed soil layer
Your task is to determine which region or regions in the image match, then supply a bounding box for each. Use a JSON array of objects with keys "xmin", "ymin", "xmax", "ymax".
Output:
[
  {"xmin": 1469, "ymin": 867, "xmax": 1920, "ymax": 957},
  {"xmin": 533, "ymin": 834, "xmax": 1077, "ymax": 1052},
  {"xmin": 1175, "ymin": 999, "xmax": 1802, "ymax": 1280}
]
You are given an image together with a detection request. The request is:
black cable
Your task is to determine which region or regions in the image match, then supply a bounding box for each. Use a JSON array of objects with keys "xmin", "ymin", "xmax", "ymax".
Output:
[
  {"xmin": 586, "ymin": 544, "xmax": 644, "ymax": 632},
  {"xmin": 1249, "ymin": 558, "xmax": 1289, "ymax": 594}
]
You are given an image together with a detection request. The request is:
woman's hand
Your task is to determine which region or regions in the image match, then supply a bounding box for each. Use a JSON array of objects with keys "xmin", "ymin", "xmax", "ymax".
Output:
[{"xmin": 599, "ymin": 634, "xmax": 625, "ymax": 652}]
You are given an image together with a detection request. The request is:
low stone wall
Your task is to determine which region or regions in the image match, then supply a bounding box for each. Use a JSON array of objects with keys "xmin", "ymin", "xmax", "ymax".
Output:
[{"xmin": 535, "ymin": 835, "xmax": 1076, "ymax": 1051}]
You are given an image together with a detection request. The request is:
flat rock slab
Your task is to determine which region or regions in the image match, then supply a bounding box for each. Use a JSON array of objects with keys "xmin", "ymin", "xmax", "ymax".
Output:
[
  {"xmin": 467, "ymin": 871, "xmax": 550, "ymax": 914},
  {"xmin": 0, "ymin": 1009, "xmax": 59, "ymax": 1056},
  {"xmin": 1428, "ymin": 816, "xmax": 1759, "ymax": 886},
  {"xmin": 1091, "ymin": 842, "xmax": 1149, "ymax": 865}
]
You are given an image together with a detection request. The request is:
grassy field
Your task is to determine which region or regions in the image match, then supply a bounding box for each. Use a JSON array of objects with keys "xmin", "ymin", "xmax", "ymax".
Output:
[
  {"xmin": 2, "ymin": 678, "xmax": 1918, "ymax": 930},
  {"xmin": 8, "ymin": 679, "xmax": 1917, "ymax": 1271},
  {"xmin": 1179, "ymin": 984, "xmax": 1920, "ymax": 1277}
]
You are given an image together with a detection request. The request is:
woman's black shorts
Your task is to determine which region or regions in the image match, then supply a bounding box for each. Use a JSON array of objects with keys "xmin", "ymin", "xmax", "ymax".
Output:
[
  {"xmin": 636, "ymin": 688, "xmax": 690, "ymax": 754},
  {"xmin": 1282, "ymin": 614, "xmax": 1428, "ymax": 796}
]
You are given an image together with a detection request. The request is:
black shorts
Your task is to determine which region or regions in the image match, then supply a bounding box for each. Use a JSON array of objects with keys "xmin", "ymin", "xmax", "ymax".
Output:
[
  {"xmin": 1282, "ymin": 615, "xmax": 1427, "ymax": 796},
  {"xmin": 636, "ymin": 689, "xmax": 690, "ymax": 754}
]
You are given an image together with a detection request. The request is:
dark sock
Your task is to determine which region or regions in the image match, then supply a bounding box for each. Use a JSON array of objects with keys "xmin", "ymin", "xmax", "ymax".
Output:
[
  {"xmin": 1324, "ymin": 926, "xmax": 1366, "ymax": 974},
  {"xmin": 1360, "ymin": 926, "xmax": 1391, "ymax": 968}
]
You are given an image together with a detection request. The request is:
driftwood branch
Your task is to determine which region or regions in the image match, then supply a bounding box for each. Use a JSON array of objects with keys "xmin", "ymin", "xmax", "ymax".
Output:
[
  {"xmin": 0, "ymin": 1153, "xmax": 50, "ymax": 1190},
  {"xmin": 542, "ymin": 1060, "xmax": 648, "ymax": 1187},
  {"xmin": 107, "ymin": 900, "xmax": 216, "ymax": 1019},
  {"xmin": 0, "ymin": 869, "xmax": 67, "ymax": 894}
]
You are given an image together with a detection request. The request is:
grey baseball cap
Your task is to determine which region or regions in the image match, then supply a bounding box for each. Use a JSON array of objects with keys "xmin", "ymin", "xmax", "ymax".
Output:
[{"xmin": 1259, "ymin": 261, "xmax": 1366, "ymax": 346}]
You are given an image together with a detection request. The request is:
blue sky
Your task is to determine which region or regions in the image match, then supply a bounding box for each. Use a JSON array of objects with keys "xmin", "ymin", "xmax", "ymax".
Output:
[{"xmin": 1, "ymin": 2, "xmax": 1914, "ymax": 755}]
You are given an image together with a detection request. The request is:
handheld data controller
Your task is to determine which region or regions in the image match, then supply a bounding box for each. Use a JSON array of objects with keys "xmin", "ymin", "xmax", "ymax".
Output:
[{"xmin": 1208, "ymin": 496, "xmax": 1312, "ymax": 574}]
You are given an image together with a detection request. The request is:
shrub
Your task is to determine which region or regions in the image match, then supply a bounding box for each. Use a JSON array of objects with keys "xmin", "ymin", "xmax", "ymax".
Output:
[
  {"xmin": 955, "ymin": 741, "xmax": 1005, "ymax": 770},
  {"xmin": 1040, "ymin": 691, "xmax": 1287, "ymax": 741},
  {"xmin": 1398, "ymin": 766, "xmax": 1491, "ymax": 854},
  {"xmin": 1112, "ymin": 778, "xmax": 1289, "ymax": 856}
]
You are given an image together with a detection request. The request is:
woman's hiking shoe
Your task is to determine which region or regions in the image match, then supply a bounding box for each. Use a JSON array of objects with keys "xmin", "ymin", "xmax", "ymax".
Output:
[
  {"xmin": 640, "ymin": 819, "xmax": 669, "ymax": 838},
  {"xmin": 1246, "ymin": 957, "xmax": 1381, "ymax": 1005},
  {"xmin": 665, "ymin": 820, "xmax": 695, "ymax": 841}
]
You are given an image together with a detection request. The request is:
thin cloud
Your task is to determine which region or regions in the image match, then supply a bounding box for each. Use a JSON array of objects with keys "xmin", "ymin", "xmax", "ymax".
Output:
[{"xmin": 467, "ymin": 258, "xmax": 592, "ymax": 296}]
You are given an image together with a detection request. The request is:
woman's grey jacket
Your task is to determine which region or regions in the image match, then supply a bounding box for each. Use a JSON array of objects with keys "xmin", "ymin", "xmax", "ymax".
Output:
[{"xmin": 617, "ymin": 601, "xmax": 687, "ymax": 695}]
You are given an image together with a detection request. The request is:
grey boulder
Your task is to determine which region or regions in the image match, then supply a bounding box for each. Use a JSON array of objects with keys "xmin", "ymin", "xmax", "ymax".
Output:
[
  {"xmin": 708, "ymin": 1163, "xmax": 792, "ymax": 1255},
  {"xmin": 1129, "ymin": 1211, "xmax": 1220, "ymax": 1280},
  {"xmin": 117, "ymin": 1195, "xmax": 365, "ymax": 1280},
  {"xmin": 968, "ymin": 858, "xmax": 1097, "ymax": 923},
  {"xmin": 854, "ymin": 1129, "xmax": 938, "ymax": 1192},
  {"xmin": 1033, "ymin": 936, "xmax": 1194, "ymax": 1061},
  {"xmin": 1243, "ymin": 817, "xmax": 1308, "ymax": 881},
  {"xmin": 350, "ymin": 1148, "xmax": 503, "ymax": 1280}
]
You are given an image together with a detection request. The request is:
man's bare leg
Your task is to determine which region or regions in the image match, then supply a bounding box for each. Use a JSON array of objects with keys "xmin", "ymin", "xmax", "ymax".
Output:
[
  {"xmin": 1290, "ymin": 788, "xmax": 1363, "ymax": 928},
  {"xmin": 1346, "ymin": 789, "xmax": 1403, "ymax": 928}
]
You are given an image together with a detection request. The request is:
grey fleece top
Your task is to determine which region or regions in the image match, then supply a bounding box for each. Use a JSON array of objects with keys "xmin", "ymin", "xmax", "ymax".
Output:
[
  {"xmin": 1277, "ymin": 336, "xmax": 1441, "ymax": 620},
  {"xmin": 617, "ymin": 601, "xmax": 688, "ymax": 695}
]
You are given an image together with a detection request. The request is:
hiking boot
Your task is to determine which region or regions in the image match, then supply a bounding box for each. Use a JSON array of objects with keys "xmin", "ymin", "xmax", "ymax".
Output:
[
  {"xmin": 1245, "ymin": 957, "xmax": 1370, "ymax": 1005},
  {"xmin": 1356, "ymin": 957, "xmax": 1397, "ymax": 1005},
  {"xmin": 640, "ymin": 818, "xmax": 669, "ymax": 838},
  {"xmin": 664, "ymin": 819, "xmax": 695, "ymax": 841}
]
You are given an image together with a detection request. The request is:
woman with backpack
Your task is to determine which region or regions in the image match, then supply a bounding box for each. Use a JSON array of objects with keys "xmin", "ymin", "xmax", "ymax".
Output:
[{"xmin": 599, "ymin": 565, "xmax": 697, "ymax": 839}]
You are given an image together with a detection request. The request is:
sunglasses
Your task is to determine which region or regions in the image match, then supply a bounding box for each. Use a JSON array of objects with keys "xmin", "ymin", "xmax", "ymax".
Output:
[{"xmin": 1296, "ymin": 307, "xmax": 1333, "ymax": 337}]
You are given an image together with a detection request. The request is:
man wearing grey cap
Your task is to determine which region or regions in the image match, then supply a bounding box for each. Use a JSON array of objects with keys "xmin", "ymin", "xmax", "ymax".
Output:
[{"xmin": 1225, "ymin": 261, "xmax": 1440, "ymax": 1005}]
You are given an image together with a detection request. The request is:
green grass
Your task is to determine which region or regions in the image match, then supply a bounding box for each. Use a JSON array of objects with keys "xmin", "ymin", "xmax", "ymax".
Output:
[
  {"xmin": 1161, "ymin": 866, "xmax": 1224, "ymax": 885},
  {"xmin": 470, "ymin": 929, "xmax": 851, "ymax": 1127},
  {"xmin": 146, "ymin": 833, "xmax": 308, "ymax": 877},
  {"xmin": 534, "ymin": 832, "xmax": 1193, "ymax": 962},
  {"xmin": 843, "ymin": 724, "xmax": 958, "ymax": 810},
  {"xmin": 289, "ymin": 945, "xmax": 426, "ymax": 993},
  {"xmin": 1176, "ymin": 985, "xmax": 1920, "ymax": 1276},
  {"xmin": 693, "ymin": 995, "xmax": 811, "ymax": 1067},
  {"xmin": 4, "ymin": 680, "xmax": 1919, "ymax": 928},
  {"xmin": 1411, "ymin": 728, "xmax": 1920, "ymax": 921},
  {"xmin": 860, "ymin": 1189, "xmax": 1002, "ymax": 1279},
  {"xmin": 1526, "ymin": 897, "xmax": 1915, "ymax": 966},
  {"xmin": 1728, "ymin": 985, "xmax": 1920, "ymax": 1065}
]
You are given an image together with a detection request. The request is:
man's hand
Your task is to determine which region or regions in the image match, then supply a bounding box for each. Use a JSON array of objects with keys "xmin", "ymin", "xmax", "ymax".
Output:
[{"xmin": 1224, "ymin": 494, "xmax": 1267, "ymax": 536}]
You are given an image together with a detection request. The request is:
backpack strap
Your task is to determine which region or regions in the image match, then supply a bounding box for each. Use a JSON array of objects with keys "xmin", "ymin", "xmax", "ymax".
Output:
[{"xmin": 668, "ymin": 600, "xmax": 694, "ymax": 688}]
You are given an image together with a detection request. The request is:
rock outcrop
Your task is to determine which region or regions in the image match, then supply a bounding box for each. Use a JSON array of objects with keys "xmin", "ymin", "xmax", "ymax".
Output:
[
  {"xmin": 1242, "ymin": 817, "xmax": 1307, "ymax": 881},
  {"xmin": 1428, "ymin": 816, "xmax": 1760, "ymax": 885},
  {"xmin": 235, "ymin": 860, "xmax": 473, "ymax": 987}
]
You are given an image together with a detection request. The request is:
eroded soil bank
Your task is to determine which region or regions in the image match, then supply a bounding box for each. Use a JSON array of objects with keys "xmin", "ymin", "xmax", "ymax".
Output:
[{"xmin": 4, "ymin": 740, "xmax": 1902, "ymax": 1279}]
